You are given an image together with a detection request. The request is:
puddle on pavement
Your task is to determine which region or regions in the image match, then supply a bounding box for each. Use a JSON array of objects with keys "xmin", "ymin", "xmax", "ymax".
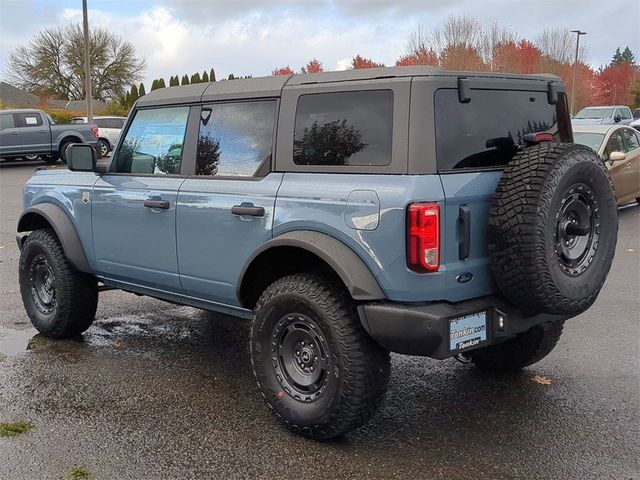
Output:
[{"xmin": 0, "ymin": 327, "xmax": 40, "ymax": 356}]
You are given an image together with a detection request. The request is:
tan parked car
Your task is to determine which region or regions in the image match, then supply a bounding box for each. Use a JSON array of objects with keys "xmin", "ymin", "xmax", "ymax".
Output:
[{"xmin": 573, "ymin": 124, "xmax": 640, "ymax": 205}]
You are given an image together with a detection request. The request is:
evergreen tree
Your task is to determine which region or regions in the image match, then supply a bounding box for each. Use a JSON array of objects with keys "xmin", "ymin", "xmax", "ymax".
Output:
[
  {"xmin": 611, "ymin": 47, "xmax": 623, "ymax": 65},
  {"xmin": 151, "ymin": 79, "xmax": 159, "ymax": 91},
  {"xmin": 191, "ymin": 72, "xmax": 201, "ymax": 84},
  {"xmin": 181, "ymin": 74, "xmax": 190, "ymax": 85},
  {"xmin": 210, "ymin": 68, "xmax": 216, "ymax": 82},
  {"xmin": 129, "ymin": 84, "xmax": 139, "ymax": 105},
  {"xmin": 228, "ymin": 73, "xmax": 235, "ymax": 80},
  {"xmin": 138, "ymin": 82, "xmax": 146, "ymax": 96},
  {"xmin": 202, "ymin": 70, "xmax": 209, "ymax": 83},
  {"xmin": 124, "ymin": 91, "xmax": 131, "ymax": 107},
  {"xmin": 158, "ymin": 78, "xmax": 166, "ymax": 88},
  {"xmin": 621, "ymin": 46, "xmax": 636, "ymax": 64},
  {"xmin": 169, "ymin": 76, "xmax": 177, "ymax": 87}
]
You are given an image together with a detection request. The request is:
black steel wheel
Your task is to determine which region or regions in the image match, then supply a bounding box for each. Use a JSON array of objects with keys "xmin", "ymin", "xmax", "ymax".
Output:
[
  {"xmin": 251, "ymin": 273, "xmax": 390, "ymax": 440},
  {"xmin": 28, "ymin": 255, "xmax": 56, "ymax": 315},
  {"xmin": 273, "ymin": 314, "xmax": 330, "ymax": 402},
  {"xmin": 554, "ymin": 184, "xmax": 599, "ymax": 277}
]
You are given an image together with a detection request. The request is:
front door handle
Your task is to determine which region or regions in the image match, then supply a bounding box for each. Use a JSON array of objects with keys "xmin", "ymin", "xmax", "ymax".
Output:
[
  {"xmin": 231, "ymin": 204, "xmax": 265, "ymax": 217},
  {"xmin": 144, "ymin": 199, "xmax": 170, "ymax": 209}
]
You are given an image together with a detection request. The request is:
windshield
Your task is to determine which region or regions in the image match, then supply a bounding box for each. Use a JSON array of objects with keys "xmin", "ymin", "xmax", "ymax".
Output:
[
  {"xmin": 573, "ymin": 132, "xmax": 605, "ymax": 152},
  {"xmin": 575, "ymin": 107, "xmax": 613, "ymax": 119}
]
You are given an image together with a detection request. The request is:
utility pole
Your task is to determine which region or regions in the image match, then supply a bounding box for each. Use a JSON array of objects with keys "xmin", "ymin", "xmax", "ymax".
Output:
[
  {"xmin": 570, "ymin": 30, "xmax": 587, "ymax": 116},
  {"xmin": 82, "ymin": 0, "xmax": 93, "ymax": 122}
]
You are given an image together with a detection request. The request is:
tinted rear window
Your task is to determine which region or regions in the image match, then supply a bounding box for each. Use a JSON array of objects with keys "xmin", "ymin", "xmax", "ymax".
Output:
[
  {"xmin": 435, "ymin": 89, "xmax": 568, "ymax": 170},
  {"xmin": 293, "ymin": 90, "xmax": 393, "ymax": 167}
]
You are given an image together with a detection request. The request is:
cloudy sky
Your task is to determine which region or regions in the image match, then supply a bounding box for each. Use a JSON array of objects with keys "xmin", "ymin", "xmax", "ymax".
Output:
[{"xmin": 1, "ymin": 0, "xmax": 638, "ymax": 87}]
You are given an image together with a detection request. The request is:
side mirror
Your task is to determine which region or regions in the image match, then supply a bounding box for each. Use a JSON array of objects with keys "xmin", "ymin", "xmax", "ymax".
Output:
[
  {"xmin": 609, "ymin": 151, "xmax": 627, "ymax": 162},
  {"xmin": 67, "ymin": 144, "xmax": 97, "ymax": 172},
  {"xmin": 614, "ymin": 114, "xmax": 622, "ymax": 123}
]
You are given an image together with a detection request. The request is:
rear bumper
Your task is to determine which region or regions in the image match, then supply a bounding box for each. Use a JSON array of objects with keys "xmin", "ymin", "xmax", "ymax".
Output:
[{"xmin": 358, "ymin": 295, "xmax": 569, "ymax": 359}]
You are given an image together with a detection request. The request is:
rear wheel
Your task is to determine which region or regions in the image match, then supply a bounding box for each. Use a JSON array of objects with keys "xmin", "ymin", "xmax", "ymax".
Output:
[
  {"xmin": 251, "ymin": 274, "xmax": 390, "ymax": 440},
  {"xmin": 42, "ymin": 154, "xmax": 59, "ymax": 165},
  {"xmin": 58, "ymin": 141, "xmax": 73, "ymax": 164},
  {"xmin": 24, "ymin": 154, "xmax": 40, "ymax": 161},
  {"xmin": 19, "ymin": 229, "xmax": 98, "ymax": 338},
  {"xmin": 470, "ymin": 321, "xmax": 564, "ymax": 373},
  {"xmin": 98, "ymin": 139, "xmax": 110, "ymax": 157}
]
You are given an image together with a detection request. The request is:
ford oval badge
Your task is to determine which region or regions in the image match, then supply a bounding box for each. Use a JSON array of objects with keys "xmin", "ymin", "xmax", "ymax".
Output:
[{"xmin": 456, "ymin": 272, "xmax": 473, "ymax": 284}]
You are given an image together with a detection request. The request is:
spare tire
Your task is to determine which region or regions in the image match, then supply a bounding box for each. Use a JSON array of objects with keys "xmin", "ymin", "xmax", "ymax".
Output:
[{"xmin": 488, "ymin": 143, "xmax": 617, "ymax": 315}]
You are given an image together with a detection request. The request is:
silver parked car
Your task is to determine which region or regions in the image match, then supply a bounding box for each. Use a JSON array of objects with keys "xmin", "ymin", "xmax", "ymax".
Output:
[{"xmin": 71, "ymin": 116, "xmax": 126, "ymax": 157}]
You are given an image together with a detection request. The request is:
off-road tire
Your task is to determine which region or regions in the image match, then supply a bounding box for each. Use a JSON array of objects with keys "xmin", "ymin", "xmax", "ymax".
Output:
[
  {"xmin": 19, "ymin": 229, "xmax": 98, "ymax": 338},
  {"xmin": 250, "ymin": 274, "xmax": 390, "ymax": 440},
  {"xmin": 470, "ymin": 321, "xmax": 564, "ymax": 373},
  {"xmin": 489, "ymin": 143, "xmax": 617, "ymax": 315}
]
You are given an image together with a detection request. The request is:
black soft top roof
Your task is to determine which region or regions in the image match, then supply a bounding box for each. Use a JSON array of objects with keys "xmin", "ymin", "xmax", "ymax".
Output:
[{"xmin": 136, "ymin": 66, "xmax": 560, "ymax": 107}]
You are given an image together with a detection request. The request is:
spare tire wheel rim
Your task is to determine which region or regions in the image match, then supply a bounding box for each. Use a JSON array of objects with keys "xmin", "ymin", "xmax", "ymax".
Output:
[
  {"xmin": 272, "ymin": 313, "xmax": 330, "ymax": 402},
  {"xmin": 554, "ymin": 183, "xmax": 600, "ymax": 276},
  {"xmin": 29, "ymin": 254, "xmax": 56, "ymax": 314}
]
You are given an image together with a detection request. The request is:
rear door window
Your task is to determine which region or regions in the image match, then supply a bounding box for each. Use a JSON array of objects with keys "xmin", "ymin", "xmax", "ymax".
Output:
[
  {"xmin": 196, "ymin": 100, "xmax": 276, "ymax": 177},
  {"xmin": 434, "ymin": 89, "xmax": 568, "ymax": 170},
  {"xmin": 293, "ymin": 90, "xmax": 393, "ymax": 166},
  {"xmin": 14, "ymin": 112, "xmax": 43, "ymax": 127}
]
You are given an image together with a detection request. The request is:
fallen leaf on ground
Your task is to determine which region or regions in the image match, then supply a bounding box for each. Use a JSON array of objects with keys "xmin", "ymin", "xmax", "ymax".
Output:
[
  {"xmin": 626, "ymin": 248, "xmax": 636, "ymax": 253},
  {"xmin": 531, "ymin": 375, "xmax": 552, "ymax": 385}
]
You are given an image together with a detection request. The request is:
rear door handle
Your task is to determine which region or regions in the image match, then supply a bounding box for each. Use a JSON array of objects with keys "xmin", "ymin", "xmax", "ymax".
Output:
[
  {"xmin": 458, "ymin": 205, "xmax": 471, "ymax": 260},
  {"xmin": 231, "ymin": 204, "xmax": 265, "ymax": 217},
  {"xmin": 144, "ymin": 199, "xmax": 170, "ymax": 209}
]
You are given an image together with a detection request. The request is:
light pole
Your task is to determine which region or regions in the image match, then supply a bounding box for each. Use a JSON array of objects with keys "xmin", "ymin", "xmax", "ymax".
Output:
[
  {"xmin": 570, "ymin": 30, "xmax": 586, "ymax": 116},
  {"xmin": 82, "ymin": 0, "xmax": 93, "ymax": 122}
]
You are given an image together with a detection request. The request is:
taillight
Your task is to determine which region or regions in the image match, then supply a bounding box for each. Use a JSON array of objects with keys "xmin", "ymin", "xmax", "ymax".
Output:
[
  {"xmin": 91, "ymin": 127, "xmax": 99, "ymax": 139},
  {"xmin": 407, "ymin": 203, "xmax": 440, "ymax": 273},
  {"xmin": 523, "ymin": 132, "xmax": 553, "ymax": 144}
]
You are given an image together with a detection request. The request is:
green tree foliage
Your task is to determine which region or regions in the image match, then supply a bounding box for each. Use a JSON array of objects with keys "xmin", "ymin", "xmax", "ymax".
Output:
[
  {"xmin": 195, "ymin": 136, "xmax": 221, "ymax": 175},
  {"xmin": 611, "ymin": 46, "xmax": 635, "ymax": 65},
  {"xmin": 294, "ymin": 120, "xmax": 365, "ymax": 166},
  {"xmin": 228, "ymin": 73, "xmax": 235, "ymax": 80},
  {"xmin": 202, "ymin": 70, "xmax": 209, "ymax": 83},
  {"xmin": 158, "ymin": 78, "xmax": 166, "ymax": 88},
  {"xmin": 7, "ymin": 24, "xmax": 145, "ymax": 101},
  {"xmin": 138, "ymin": 82, "xmax": 146, "ymax": 96},
  {"xmin": 181, "ymin": 75, "xmax": 190, "ymax": 85},
  {"xmin": 129, "ymin": 84, "xmax": 139, "ymax": 105},
  {"xmin": 210, "ymin": 68, "xmax": 216, "ymax": 82},
  {"xmin": 190, "ymin": 72, "xmax": 201, "ymax": 84}
]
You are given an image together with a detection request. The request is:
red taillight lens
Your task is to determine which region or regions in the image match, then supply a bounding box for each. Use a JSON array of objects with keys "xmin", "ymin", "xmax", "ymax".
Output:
[
  {"xmin": 92, "ymin": 127, "xmax": 99, "ymax": 139},
  {"xmin": 407, "ymin": 203, "xmax": 440, "ymax": 273}
]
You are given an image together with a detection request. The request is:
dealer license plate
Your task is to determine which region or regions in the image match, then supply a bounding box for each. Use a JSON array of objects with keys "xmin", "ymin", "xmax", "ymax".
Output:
[{"xmin": 449, "ymin": 311, "xmax": 487, "ymax": 351}]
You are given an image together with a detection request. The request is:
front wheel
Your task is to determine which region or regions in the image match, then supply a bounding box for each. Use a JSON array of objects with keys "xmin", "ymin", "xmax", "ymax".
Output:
[
  {"xmin": 19, "ymin": 229, "xmax": 98, "ymax": 338},
  {"xmin": 250, "ymin": 274, "xmax": 390, "ymax": 440}
]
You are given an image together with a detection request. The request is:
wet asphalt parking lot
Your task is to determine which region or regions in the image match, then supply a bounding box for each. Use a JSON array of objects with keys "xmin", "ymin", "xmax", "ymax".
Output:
[{"xmin": 0, "ymin": 159, "xmax": 638, "ymax": 480}]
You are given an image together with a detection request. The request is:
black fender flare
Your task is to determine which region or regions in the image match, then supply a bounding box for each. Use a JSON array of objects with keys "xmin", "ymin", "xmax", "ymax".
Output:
[
  {"xmin": 17, "ymin": 204, "xmax": 92, "ymax": 273},
  {"xmin": 237, "ymin": 230, "xmax": 385, "ymax": 302}
]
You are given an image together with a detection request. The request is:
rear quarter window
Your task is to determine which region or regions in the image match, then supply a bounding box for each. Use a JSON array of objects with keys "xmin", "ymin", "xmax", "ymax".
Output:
[
  {"xmin": 293, "ymin": 90, "xmax": 393, "ymax": 167},
  {"xmin": 435, "ymin": 89, "xmax": 568, "ymax": 170}
]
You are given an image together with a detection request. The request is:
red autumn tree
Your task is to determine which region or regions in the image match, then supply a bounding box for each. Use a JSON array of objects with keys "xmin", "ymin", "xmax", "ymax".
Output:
[
  {"xmin": 594, "ymin": 63, "xmax": 639, "ymax": 106},
  {"xmin": 301, "ymin": 59, "xmax": 323, "ymax": 73},
  {"xmin": 492, "ymin": 39, "xmax": 543, "ymax": 73},
  {"xmin": 351, "ymin": 55, "xmax": 384, "ymax": 69},
  {"xmin": 271, "ymin": 66, "xmax": 294, "ymax": 76},
  {"xmin": 440, "ymin": 45, "xmax": 488, "ymax": 71},
  {"xmin": 395, "ymin": 47, "xmax": 439, "ymax": 67}
]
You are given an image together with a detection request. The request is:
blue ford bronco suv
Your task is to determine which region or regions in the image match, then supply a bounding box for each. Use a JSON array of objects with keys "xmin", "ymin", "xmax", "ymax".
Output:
[{"xmin": 17, "ymin": 67, "xmax": 618, "ymax": 440}]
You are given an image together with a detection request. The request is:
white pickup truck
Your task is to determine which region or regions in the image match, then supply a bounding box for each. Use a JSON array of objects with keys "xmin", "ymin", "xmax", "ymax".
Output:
[{"xmin": 0, "ymin": 108, "xmax": 100, "ymax": 164}]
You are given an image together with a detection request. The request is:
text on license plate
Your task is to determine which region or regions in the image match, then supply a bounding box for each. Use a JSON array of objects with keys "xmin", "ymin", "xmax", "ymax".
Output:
[{"xmin": 449, "ymin": 311, "xmax": 487, "ymax": 351}]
